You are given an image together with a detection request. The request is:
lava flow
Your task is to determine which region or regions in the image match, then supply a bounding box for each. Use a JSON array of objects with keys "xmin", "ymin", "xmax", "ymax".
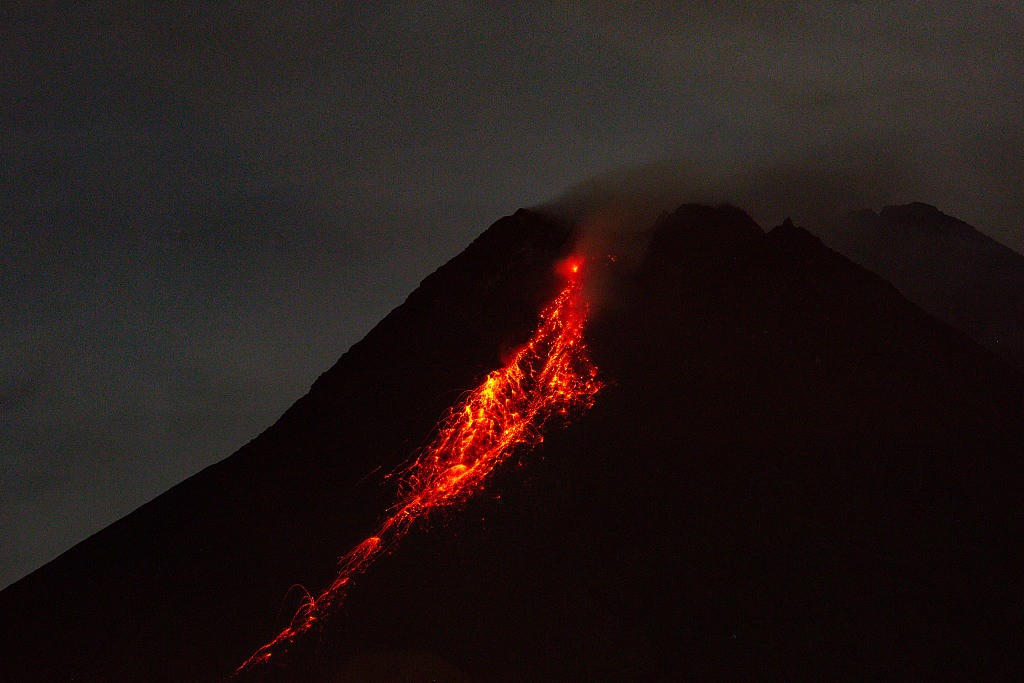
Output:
[{"xmin": 236, "ymin": 257, "xmax": 601, "ymax": 675}]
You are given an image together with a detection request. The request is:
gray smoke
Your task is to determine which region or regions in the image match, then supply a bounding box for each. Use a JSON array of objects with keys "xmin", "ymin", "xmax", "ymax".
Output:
[{"xmin": 540, "ymin": 144, "xmax": 917, "ymax": 237}]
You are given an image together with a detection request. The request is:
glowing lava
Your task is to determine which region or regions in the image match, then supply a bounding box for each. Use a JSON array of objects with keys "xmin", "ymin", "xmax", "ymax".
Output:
[{"xmin": 236, "ymin": 257, "xmax": 601, "ymax": 675}]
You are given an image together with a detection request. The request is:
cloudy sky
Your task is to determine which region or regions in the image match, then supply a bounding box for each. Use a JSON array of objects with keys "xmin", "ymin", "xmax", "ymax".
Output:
[{"xmin": 2, "ymin": 1, "xmax": 1022, "ymax": 588}]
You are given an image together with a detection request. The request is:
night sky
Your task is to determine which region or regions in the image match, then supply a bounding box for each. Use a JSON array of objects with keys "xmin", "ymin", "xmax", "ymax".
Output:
[{"xmin": 2, "ymin": 2, "xmax": 1021, "ymax": 589}]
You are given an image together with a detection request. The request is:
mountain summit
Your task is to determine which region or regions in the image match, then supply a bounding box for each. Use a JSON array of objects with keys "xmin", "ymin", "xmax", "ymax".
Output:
[{"xmin": 2, "ymin": 204, "xmax": 1022, "ymax": 680}]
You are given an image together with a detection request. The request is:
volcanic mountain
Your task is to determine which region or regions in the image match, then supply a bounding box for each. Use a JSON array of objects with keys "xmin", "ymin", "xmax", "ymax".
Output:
[
  {"xmin": 2, "ymin": 204, "xmax": 1023, "ymax": 680},
  {"xmin": 828, "ymin": 202, "xmax": 1024, "ymax": 370}
]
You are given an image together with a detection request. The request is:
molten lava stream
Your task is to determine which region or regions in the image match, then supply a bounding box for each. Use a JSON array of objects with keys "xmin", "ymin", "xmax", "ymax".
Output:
[{"xmin": 235, "ymin": 257, "xmax": 601, "ymax": 675}]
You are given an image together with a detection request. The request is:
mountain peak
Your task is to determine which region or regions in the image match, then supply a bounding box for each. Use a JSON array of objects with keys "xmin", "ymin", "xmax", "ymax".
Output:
[
  {"xmin": 767, "ymin": 217, "xmax": 822, "ymax": 246},
  {"xmin": 646, "ymin": 203, "xmax": 763, "ymax": 260},
  {"xmin": 879, "ymin": 201, "xmax": 946, "ymax": 222}
]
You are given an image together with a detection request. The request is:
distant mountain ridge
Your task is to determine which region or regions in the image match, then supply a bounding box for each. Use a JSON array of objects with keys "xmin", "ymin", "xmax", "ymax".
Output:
[{"xmin": 828, "ymin": 201, "xmax": 1024, "ymax": 369}]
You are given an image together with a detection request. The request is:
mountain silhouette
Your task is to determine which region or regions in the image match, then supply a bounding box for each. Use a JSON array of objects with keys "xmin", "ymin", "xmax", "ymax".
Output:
[
  {"xmin": 829, "ymin": 202, "xmax": 1024, "ymax": 370},
  {"xmin": 2, "ymin": 204, "xmax": 1022, "ymax": 680}
]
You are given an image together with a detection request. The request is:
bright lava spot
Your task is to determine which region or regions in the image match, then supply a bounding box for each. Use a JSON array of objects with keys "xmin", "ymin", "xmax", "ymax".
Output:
[
  {"xmin": 556, "ymin": 256, "xmax": 586, "ymax": 280},
  {"xmin": 235, "ymin": 257, "xmax": 601, "ymax": 676}
]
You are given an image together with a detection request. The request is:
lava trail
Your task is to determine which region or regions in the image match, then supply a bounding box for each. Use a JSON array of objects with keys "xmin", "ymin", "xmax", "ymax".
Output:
[{"xmin": 235, "ymin": 257, "xmax": 601, "ymax": 675}]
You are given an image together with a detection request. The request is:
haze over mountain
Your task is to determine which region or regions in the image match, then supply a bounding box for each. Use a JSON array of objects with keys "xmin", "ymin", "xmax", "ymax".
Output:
[{"xmin": 2, "ymin": 203, "xmax": 1022, "ymax": 680}]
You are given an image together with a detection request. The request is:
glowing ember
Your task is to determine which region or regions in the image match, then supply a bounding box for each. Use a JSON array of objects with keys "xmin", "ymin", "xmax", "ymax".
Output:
[{"xmin": 236, "ymin": 257, "xmax": 601, "ymax": 675}]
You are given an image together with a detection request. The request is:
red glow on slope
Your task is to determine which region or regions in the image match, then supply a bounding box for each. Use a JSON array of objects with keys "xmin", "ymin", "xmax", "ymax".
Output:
[
  {"xmin": 556, "ymin": 256, "xmax": 584, "ymax": 280},
  {"xmin": 236, "ymin": 258, "xmax": 601, "ymax": 675}
]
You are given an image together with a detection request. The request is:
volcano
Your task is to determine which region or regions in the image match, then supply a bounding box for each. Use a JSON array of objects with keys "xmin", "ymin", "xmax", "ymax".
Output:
[{"xmin": 2, "ymin": 203, "xmax": 1023, "ymax": 680}]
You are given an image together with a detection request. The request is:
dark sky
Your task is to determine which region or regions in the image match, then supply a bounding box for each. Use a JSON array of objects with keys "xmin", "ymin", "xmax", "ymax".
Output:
[{"xmin": 2, "ymin": 1, "xmax": 1021, "ymax": 589}]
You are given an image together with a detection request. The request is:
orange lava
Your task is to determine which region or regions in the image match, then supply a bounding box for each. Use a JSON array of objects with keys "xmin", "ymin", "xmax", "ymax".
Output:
[{"xmin": 235, "ymin": 257, "xmax": 601, "ymax": 675}]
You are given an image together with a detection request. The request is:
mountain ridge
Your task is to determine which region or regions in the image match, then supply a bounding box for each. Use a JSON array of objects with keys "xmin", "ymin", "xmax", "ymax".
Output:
[{"xmin": 828, "ymin": 201, "xmax": 1024, "ymax": 369}]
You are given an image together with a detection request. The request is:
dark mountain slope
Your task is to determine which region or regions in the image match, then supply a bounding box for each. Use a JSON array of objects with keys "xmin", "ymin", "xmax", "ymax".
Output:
[
  {"xmin": 0, "ymin": 209, "xmax": 574, "ymax": 681},
  {"xmin": 277, "ymin": 205, "xmax": 1024, "ymax": 680},
  {"xmin": 829, "ymin": 202, "xmax": 1024, "ymax": 369},
  {"xmin": 3, "ymin": 203, "xmax": 1023, "ymax": 681}
]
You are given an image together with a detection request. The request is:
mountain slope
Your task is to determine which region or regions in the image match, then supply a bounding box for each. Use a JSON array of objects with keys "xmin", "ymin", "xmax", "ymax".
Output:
[
  {"xmin": 0, "ymin": 208, "xmax": 574, "ymax": 681},
  {"xmin": 2, "ymin": 203, "xmax": 1023, "ymax": 680},
  {"xmin": 829, "ymin": 201, "xmax": 1024, "ymax": 369}
]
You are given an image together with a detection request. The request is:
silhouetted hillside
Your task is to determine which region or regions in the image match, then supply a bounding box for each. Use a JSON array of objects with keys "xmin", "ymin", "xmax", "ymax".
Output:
[
  {"xmin": 829, "ymin": 202, "xmax": 1024, "ymax": 369},
  {"xmin": 0, "ymin": 208, "xmax": 574, "ymax": 681},
  {"xmin": 2, "ymin": 204, "xmax": 1022, "ymax": 680}
]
